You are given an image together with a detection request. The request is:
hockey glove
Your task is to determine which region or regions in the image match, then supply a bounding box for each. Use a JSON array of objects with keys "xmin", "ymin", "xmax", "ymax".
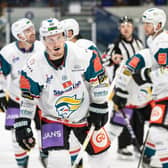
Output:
[
  {"xmin": 0, "ymin": 90, "xmax": 8, "ymax": 112},
  {"xmin": 101, "ymin": 54, "xmax": 113, "ymax": 66},
  {"xmin": 132, "ymin": 67, "xmax": 152, "ymax": 85},
  {"xmin": 112, "ymin": 88, "xmax": 128, "ymax": 111},
  {"xmin": 14, "ymin": 118, "xmax": 35, "ymax": 151},
  {"xmin": 87, "ymin": 102, "xmax": 108, "ymax": 130}
]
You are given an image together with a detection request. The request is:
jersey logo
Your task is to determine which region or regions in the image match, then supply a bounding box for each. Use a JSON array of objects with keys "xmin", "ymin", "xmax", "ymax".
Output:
[
  {"xmin": 158, "ymin": 53, "xmax": 167, "ymax": 65},
  {"xmin": 55, "ymin": 94, "xmax": 84, "ymax": 118},
  {"xmin": 128, "ymin": 56, "xmax": 140, "ymax": 69}
]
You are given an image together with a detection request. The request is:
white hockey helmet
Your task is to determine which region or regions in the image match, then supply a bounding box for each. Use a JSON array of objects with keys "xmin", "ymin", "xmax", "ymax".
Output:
[
  {"xmin": 39, "ymin": 18, "xmax": 64, "ymax": 39},
  {"xmin": 61, "ymin": 18, "xmax": 79, "ymax": 37},
  {"xmin": 142, "ymin": 8, "xmax": 166, "ymax": 32},
  {"xmin": 11, "ymin": 18, "xmax": 34, "ymax": 41}
]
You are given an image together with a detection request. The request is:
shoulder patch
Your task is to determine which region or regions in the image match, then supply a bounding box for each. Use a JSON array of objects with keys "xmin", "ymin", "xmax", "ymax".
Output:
[
  {"xmin": 93, "ymin": 56, "xmax": 103, "ymax": 72},
  {"xmin": 158, "ymin": 53, "xmax": 167, "ymax": 65},
  {"xmin": 128, "ymin": 56, "xmax": 140, "ymax": 69}
]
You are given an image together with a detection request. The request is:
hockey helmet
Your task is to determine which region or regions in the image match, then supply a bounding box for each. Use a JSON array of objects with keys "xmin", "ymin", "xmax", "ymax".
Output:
[
  {"xmin": 142, "ymin": 8, "xmax": 166, "ymax": 32},
  {"xmin": 11, "ymin": 18, "xmax": 34, "ymax": 41},
  {"xmin": 39, "ymin": 18, "xmax": 64, "ymax": 38},
  {"xmin": 61, "ymin": 18, "xmax": 79, "ymax": 37}
]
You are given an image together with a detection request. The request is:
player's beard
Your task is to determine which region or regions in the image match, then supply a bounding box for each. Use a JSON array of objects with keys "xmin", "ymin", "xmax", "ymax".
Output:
[{"xmin": 27, "ymin": 34, "xmax": 36, "ymax": 44}]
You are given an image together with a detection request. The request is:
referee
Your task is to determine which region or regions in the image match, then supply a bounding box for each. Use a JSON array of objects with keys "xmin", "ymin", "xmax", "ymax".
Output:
[{"xmin": 104, "ymin": 16, "xmax": 147, "ymax": 159}]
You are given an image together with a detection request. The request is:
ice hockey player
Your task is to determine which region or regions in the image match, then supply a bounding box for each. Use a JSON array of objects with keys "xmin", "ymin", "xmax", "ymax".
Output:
[
  {"xmin": 61, "ymin": 18, "xmax": 101, "ymax": 167},
  {"xmin": 0, "ymin": 18, "xmax": 47, "ymax": 168},
  {"xmin": 61, "ymin": 18, "xmax": 99, "ymax": 52},
  {"xmin": 14, "ymin": 18, "xmax": 111, "ymax": 168},
  {"xmin": 110, "ymin": 8, "xmax": 168, "ymax": 168}
]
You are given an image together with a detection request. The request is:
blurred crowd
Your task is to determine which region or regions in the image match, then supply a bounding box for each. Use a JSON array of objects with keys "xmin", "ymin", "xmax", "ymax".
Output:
[{"xmin": 0, "ymin": 0, "xmax": 167, "ymax": 7}]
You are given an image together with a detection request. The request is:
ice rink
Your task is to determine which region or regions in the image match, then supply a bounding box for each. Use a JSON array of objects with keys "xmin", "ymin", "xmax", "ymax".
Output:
[{"xmin": 0, "ymin": 113, "xmax": 139, "ymax": 168}]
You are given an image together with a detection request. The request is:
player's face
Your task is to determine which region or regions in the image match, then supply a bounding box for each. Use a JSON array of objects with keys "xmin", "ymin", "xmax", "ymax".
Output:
[
  {"xmin": 67, "ymin": 30, "xmax": 73, "ymax": 40},
  {"xmin": 143, "ymin": 22, "xmax": 155, "ymax": 36},
  {"xmin": 44, "ymin": 33, "xmax": 65, "ymax": 59},
  {"xmin": 23, "ymin": 26, "xmax": 36, "ymax": 43},
  {"xmin": 119, "ymin": 22, "xmax": 134, "ymax": 39}
]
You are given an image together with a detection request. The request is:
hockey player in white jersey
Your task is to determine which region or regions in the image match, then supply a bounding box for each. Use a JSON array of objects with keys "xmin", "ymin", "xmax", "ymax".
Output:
[
  {"xmin": 61, "ymin": 18, "xmax": 102, "ymax": 167},
  {"xmin": 109, "ymin": 8, "xmax": 168, "ymax": 168},
  {"xmin": 14, "ymin": 18, "xmax": 111, "ymax": 168},
  {"xmin": 61, "ymin": 18, "xmax": 98, "ymax": 52},
  {"xmin": 0, "ymin": 18, "xmax": 47, "ymax": 168}
]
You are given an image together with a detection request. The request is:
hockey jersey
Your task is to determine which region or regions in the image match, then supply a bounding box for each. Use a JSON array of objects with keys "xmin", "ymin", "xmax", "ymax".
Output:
[
  {"xmin": 20, "ymin": 42, "xmax": 108, "ymax": 124},
  {"xmin": 75, "ymin": 38, "xmax": 98, "ymax": 52},
  {"xmin": 0, "ymin": 40, "xmax": 45, "ymax": 103},
  {"xmin": 115, "ymin": 30, "xmax": 168, "ymax": 104}
]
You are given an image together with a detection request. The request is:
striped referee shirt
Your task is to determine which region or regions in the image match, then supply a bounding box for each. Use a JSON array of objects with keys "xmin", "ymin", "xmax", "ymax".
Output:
[{"xmin": 107, "ymin": 35, "xmax": 144, "ymax": 60}]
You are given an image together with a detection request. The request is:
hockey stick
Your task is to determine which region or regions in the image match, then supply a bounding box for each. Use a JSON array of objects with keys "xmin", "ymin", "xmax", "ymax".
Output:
[
  {"xmin": 120, "ymin": 109, "xmax": 141, "ymax": 154},
  {"xmin": 137, "ymin": 125, "xmax": 150, "ymax": 168},
  {"xmin": 72, "ymin": 124, "xmax": 95, "ymax": 168}
]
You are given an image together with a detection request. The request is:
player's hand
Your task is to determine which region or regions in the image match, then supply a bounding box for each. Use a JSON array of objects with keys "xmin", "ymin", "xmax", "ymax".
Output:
[
  {"xmin": 14, "ymin": 118, "xmax": 35, "ymax": 151},
  {"xmin": 111, "ymin": 88, "xmax": 128, "ymax": 111},
  {"xmin": 87, "ymin": 103, "xmax": 108, "ymax": 130}
]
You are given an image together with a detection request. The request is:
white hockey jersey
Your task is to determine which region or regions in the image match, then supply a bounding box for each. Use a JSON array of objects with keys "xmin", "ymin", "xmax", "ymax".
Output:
[
  {"xmin": 75, "ymin": 39, "xmax": 97, "ymax": 51},
  {"xmin": 20, "ymin": 42, "xmax": 108, "ymax": 124},
  {"xmin": 0, "ymin": 40, "xmax": 45, "ymax": 103},
  {"xmin": 115, "ymin": 30, "xmax": 168, "ymax": 105}
]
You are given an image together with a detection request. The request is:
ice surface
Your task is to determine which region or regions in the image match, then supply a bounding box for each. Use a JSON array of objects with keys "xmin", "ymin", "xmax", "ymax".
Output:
[{"xmin": 0, "ymin": 113, "xmax": 139, "ymax": 168}]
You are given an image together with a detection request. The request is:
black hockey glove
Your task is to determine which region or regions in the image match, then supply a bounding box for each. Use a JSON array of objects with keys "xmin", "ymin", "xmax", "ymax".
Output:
[
  {"xmin": 112, "ymin": 88, "xmax": 128, "ymax": 111},
  {"xmin": 87, "ymin": 102, "xmax": 108, "ymax": 130},
  {"xmin": 14, "ymin": 118, "xmax": 35, "ymax": 151},
  {"xmin": 132, "ymin": 67, "xmax": 152, "ymax": 85},
  {"xmin": 0, "ymin": 90, "xmax": 8, "ymax": 112}
]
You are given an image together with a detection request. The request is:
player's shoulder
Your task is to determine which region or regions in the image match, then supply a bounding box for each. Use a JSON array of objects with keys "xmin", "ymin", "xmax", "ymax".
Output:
[
  {"xmin": 0, "ymin": 42, "xmax": 17, "ymax": 55},
  {"xmin": 77, "ymin": 39, "xmax": 97, "ymax": 50},
  {"xmin": 66, "ymin": 41, "xmax": 92, "ymax": 54}
]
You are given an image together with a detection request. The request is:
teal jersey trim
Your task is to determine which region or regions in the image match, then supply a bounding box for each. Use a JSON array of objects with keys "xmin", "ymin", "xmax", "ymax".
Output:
[
  {"xmin": 154, "ymin": 48, "xmax": 168, "ymax": 66},
  {"xmin": 126, "ymin": 54, "xmax": 145, "ymax": 72},
  {"xmin": 84, "ymin": 52, "xmax": 104, "ymax": 82},
  {"xmin": 0, "ymin": 54, "xmax": 11, "ymax": 76},
  {"xmin": 20, "ymin": 71, "xmax": 43, "ymax": 98}
]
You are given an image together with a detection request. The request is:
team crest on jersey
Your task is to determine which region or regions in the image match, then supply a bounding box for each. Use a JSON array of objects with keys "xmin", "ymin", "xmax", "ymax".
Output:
[{"xmin": 55, "ymin": 94, "xmax": 84, "ymax": 118}]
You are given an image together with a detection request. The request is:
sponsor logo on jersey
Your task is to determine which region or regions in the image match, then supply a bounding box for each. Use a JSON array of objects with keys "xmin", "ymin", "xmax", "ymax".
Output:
[
  {"xmin": 72, "ymin": 64, "xmax": 84, "ymax": 72},
  {"xmin": 53, "ymin": 81, "xmax": 81, "ymax": 96},
  {"xmin": 55, "ymin": 94, "xmax": 84, "ymax": 118},
  {"xmin": 150, "ymin": 104, "xmax": 166, "ymax": 124}
]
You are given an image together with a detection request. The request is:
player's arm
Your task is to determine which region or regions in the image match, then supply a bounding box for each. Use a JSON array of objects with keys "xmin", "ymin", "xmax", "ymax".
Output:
[
  {"xmin": 14, "ymin": 60, "xmax": 43, "ymax": 151},
  {"xmin": 0, "ymin": 53, "xmax": 12, "ymax": 112},
  {"xmin": 84, "ymin": 51, "xmax": 109, "ymax": 130},
  {"xmin": 111, "ymin": 53, "xmax": 149, "ymax": 111}
]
